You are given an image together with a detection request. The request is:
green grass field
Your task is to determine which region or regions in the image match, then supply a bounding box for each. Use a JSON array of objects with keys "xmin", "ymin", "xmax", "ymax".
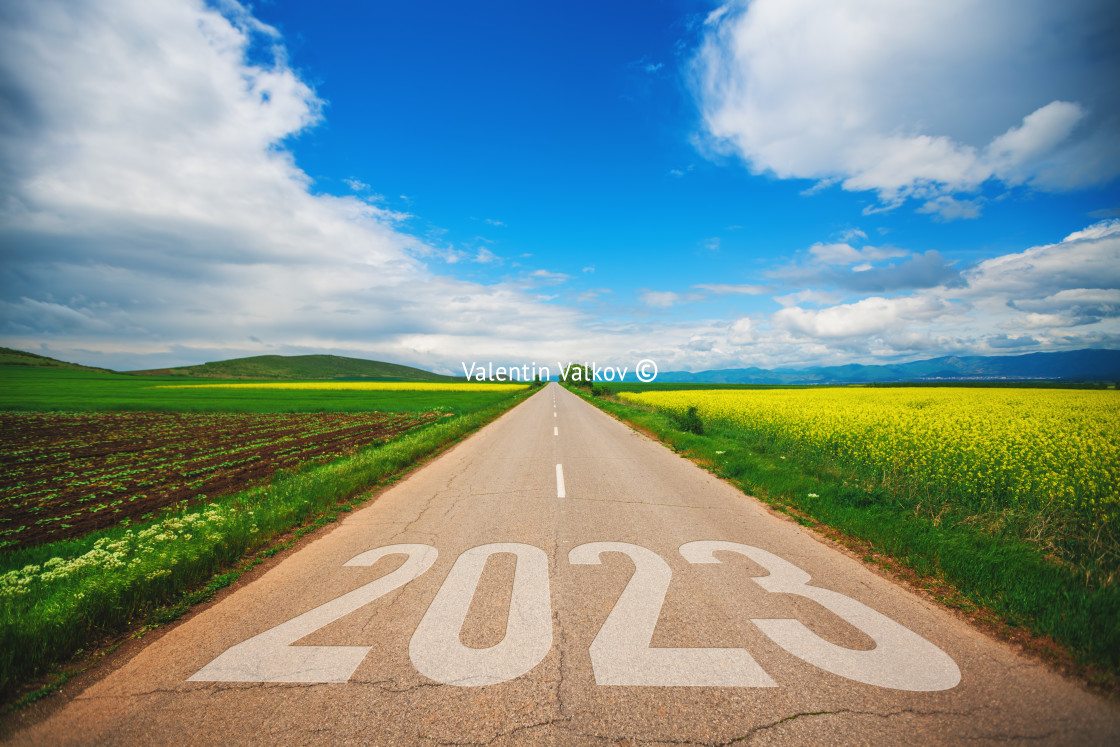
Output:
[
  {"xmin": 126, "ymin": 352, "xmax": 461, "ymax": 382},
  {"xmin": 0, "ymin": 364, "xmax": 533, "ymax": 701},
  {"xmin": 0, "ymin": 367, "xmax": 512, "ymax": 414}
]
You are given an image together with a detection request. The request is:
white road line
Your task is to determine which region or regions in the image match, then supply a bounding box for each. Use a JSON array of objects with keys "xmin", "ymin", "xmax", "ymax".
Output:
[
  {"xmin": 554, "ymin": 426, "xmax": 558, "ymax": 436},
  {"xmin": 555, "ymin": 464, "xmax": 566, "ymax": 498},
  {"xmin": 553, "ymin": 411, "xmax": 557, "ymax": 418}
]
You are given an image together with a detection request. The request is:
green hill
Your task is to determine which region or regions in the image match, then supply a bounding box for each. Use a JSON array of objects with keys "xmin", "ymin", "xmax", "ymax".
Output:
[
  {"xmin": 0, "ymin": 347, "xmax": 114, "ymax": 373},
  {"xmin": 127, "ymin": 354, "xmax": 460, "ymax": 382}
]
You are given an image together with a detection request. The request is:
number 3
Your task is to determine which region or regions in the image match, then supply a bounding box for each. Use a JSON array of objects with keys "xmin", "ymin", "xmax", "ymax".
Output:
[{"xmin": 679, "ymin": 541, "xmax": 960, "ymax": 691}]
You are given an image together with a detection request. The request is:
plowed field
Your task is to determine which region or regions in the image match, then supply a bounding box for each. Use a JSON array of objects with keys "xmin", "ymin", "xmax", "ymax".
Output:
[{"xmin": 0, "ymin": 411, "xmax": 439, "ymax": 549}]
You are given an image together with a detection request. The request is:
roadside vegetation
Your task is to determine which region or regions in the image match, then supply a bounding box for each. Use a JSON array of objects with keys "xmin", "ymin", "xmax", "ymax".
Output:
[
  {"xmin": 572, "ymin": 383, "xmax": 1120, "ymax": 683},
  {"xmin": 0, "ymin": 365, "xmax": 532, "ymax": 699}
]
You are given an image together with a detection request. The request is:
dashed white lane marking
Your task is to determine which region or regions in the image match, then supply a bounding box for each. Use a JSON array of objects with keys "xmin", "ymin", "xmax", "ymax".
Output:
[
  {"xmin": 553, "ymin": 411, "xmax": 557, "ymax": 418},
  {"xmin": 554, "ymin": 427, "xmax": 558, "ymax": 436},
  {"xmin": 556, "ymin": 464, "xmax": 566, "ymax": 498}
]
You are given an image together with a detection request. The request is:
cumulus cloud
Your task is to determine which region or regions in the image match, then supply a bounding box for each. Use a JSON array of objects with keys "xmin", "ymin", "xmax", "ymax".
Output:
[
  {"xmin": 690, "ymin": 0, "xmax": 1120, "ymax": 214},
  {"xmin": 765, "ymin": 220, "xmax": 1120, "ymax": 357},
  {"xmin": 693, "ymin": 223, "xmax": 1120, "ymax": 365},
  {"xmin": 0, "ymin": 0, "xmax": 606, "ymax": 372},
  {"xmin": 728, "ymin": 316, "xmax": 755, "ymax": 344},
  {"xmin": 1010, "ymin": 289, "xmax": 1120, "ymax": 326},
  {"xmin": 962, "ymin": 220, "xmax": 1120, "ymax": 299},
  {"xmin": 772, "ymin": 296, "xmax": 955, "ymax": 340},
  {"xmin": 1, "ymin": 0, "xmax": 1116, "ymax": 376}
]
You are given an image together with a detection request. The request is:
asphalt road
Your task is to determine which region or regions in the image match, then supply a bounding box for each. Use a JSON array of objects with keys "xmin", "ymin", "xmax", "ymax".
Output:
[{"xmin": 13, "ymin": 383, "xmax": 1120, "ymax": 745}]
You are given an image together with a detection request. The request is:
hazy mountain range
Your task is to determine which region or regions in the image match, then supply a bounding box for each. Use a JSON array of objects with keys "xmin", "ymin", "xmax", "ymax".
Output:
[
  {"xmin": 4, "ymin": 347, "xmax": 1118, "ymax": 385},
  {"xmin": 656, "ymin": 349, "xmax": 1120, "ymax": 384}
]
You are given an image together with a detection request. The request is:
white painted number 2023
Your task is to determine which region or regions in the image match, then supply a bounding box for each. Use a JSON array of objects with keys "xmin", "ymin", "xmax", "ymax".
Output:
[{"xmin": 190, "ymin": 541, "xmax": 960, "ymax": 691}]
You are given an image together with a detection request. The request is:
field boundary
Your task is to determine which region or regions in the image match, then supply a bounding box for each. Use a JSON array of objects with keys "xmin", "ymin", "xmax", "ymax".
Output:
[
  {"xmin": 567, "ymin": 385, "xmax": 1120, "ymax": 695},
  {"xmin": 0, "ymin": 387, "xmax": 536, "ymax": 709}
]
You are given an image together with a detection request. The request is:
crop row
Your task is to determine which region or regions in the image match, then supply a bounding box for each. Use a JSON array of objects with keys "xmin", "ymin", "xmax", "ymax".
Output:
[{"xmin": 0, "ymin": 411, "xmax": 440, "ymax": 550}]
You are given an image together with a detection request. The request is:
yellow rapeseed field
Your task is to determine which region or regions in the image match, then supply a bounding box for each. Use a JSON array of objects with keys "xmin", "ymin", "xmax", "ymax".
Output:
[
  {"xmin": 152, "ymin": 382, "xmax": 528, "ymax": 392},
  {"xmin": 619, "ymin": 387, "xmax": 1119, "ymax": 538}
]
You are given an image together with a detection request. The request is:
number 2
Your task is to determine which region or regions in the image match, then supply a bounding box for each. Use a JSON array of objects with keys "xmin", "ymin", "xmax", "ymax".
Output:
[{"xmin": 189, "ymin": 544, "xmax": 436, "ymax": 683}]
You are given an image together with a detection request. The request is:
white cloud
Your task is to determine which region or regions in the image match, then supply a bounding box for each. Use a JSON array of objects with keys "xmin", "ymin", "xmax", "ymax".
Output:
[
  {"xmin": 728, "ymin": 317, "xmax": 755, "ymax": 344},
  {"xmin": 774, "ymin": 241, "xmax": 961, "ymax": 293},
  {"xmin": 2, "ymin": 0, "xmax": 1116, "ymax": 376},
  {"xmin": 962, "ymin": 220, "xmax": 1120, "ymax": 299},
  {"xmin": 639, "ymin": 291, "xmax": 682, "ymax": 308},
  {"xmin": 690, "ymin": 0, "xmax": 1120, "ymax": 213},
  {"xmin": 986, "ymin": 101, "xmax": 1087, "ymax": 186},
  {"xmin": 916, "ymin": 196, "xmax": 983, "ymax": 222},
  {"xmin": 772, "ymin": 296, "xmax": 954, "ymax": 339},
  {"xmin": 694, "ymin": 283, "xmax": 768, "ymax": 295},
  {"xmin": 0, "ymin": 0, "xmax": 603, "ymax": 372},
  {"xmin": 773, "ymin": 289, "xmax": 847, "ymax": 308},
  {"xmin": 527, "ymin": 270, "xmax": 570, "ymax": 282},
  {"xmin": 807, "ymin": 242, "xmax": 907, "ymax": 266},
  {"xmin": 473, "ymin": 247, "xmax": 501, "ymax": 264},
  {"xmin": 765, "ymin": 220, "xmax": 1120, "ymax": 356}
]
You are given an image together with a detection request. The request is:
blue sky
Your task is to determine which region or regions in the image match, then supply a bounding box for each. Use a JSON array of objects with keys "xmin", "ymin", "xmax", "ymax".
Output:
[{"xmin": 1, "ymin": 0, "xmax": 1118, "ymax": 374}]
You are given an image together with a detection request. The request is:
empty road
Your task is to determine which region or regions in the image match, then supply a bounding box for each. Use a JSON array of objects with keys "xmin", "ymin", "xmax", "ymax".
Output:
[{"xmin": 13, "ymin": 383, "xmax": 1119, "ymax": 744}]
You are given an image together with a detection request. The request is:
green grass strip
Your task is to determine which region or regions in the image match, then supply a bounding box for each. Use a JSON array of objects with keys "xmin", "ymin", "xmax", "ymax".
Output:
[
  {"xmin": 572, "ymin": 387, "xmax": 1120, "ymax": 679},
  {"xmin": 0, "ymin": 389, "xmax": 533, "ymax": 696}
]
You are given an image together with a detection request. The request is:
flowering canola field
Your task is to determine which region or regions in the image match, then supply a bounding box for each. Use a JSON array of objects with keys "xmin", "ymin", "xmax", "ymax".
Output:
[{"xmin": 619, "ymin": 387, "xmax": 1119, "ymax": 566}]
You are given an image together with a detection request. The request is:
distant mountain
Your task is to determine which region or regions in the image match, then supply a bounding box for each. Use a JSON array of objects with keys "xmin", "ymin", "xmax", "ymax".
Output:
[
  {"xmin": 127, "ymin": 354, "xmax": 460, "ymax": 382},
  {"xmin": 0, "ymin": 346, "xmax": 114, "ymax": 373},
  {"xmin": 656, "ymin": 349, "xmax": 1120, "ymax": 385}
]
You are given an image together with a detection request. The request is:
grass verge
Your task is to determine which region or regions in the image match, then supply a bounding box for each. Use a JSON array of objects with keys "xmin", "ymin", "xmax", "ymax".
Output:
[
  {"xmin": 0, "ymin": 388, "xmax": 533, "ymax": 698},
  {"xmin": 571, "ymin": 386, "xmax": 1120, "ymax": 688}
]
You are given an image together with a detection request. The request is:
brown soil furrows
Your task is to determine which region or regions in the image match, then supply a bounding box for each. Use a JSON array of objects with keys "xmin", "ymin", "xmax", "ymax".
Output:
[{"xmin": 0, "ymin": 411, "xmax": 439, "ymax": 550}]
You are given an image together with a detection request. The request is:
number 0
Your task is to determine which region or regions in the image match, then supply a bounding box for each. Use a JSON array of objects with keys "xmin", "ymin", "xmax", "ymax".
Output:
[{"xmin": 409, "ymin": 543, "xmax": 552, "ymax": 686}]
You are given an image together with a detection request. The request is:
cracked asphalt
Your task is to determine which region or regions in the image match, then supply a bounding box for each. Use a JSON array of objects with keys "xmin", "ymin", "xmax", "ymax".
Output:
[{"xmin": 12, "ymin": 382, "xmax": 1120, "ymax": 745}]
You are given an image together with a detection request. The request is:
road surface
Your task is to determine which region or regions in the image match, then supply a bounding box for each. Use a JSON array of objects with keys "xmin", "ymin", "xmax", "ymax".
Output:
[{"xmin": 12, "ymin": 383, "xmax": 1120, "ymax": 744}]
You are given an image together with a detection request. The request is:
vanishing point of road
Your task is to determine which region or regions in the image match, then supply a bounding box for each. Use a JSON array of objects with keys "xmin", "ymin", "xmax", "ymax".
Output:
[{"xmin": 11, "ymin": 383, "xmax": 1120, "ymax": 745}]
